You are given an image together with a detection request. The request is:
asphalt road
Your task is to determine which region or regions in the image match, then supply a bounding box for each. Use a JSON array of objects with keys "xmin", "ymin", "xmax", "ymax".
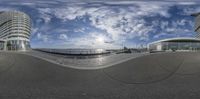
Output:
[{"xmin": 1, "ymin": 52, "xmax": 200, "ymax": 99}]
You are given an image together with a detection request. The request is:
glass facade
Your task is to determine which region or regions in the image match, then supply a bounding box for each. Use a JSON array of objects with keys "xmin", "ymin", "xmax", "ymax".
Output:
[
  {"xmin": 6, "ymin": 40, "xmax": 30, "ymax": 51},
  {"xmin": 0, "ymin": 41, "xmax": 4, "ymax": 50},
  {"xmin": 161, "ymin": 42, "xmax": 200, "ymax": 51},
  {"xmin": 149, "ymin": 38, "xmax": 200, "ymax": 52}
]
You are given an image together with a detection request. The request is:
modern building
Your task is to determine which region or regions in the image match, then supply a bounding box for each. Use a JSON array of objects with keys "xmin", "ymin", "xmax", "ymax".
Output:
[
  {"xmin": 0, "ymin": 11, "xmax": 31, "ymax": 51},
  {"xmin": 191, "ymin": 12, "xmax": 200, "ymax": 38},
  {"xmin": 148, "ymin": 37, "xmax": 200, "ymax": 52},
  {"xmin": 148, "ymin": 13, "xmax": 200, "ymax": 52}
]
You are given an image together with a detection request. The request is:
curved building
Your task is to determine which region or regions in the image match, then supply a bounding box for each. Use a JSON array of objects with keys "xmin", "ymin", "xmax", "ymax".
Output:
[
  {"xmin": 0, "ymin": 11, "xmax": 31, "ymax": 51},
  {"xmin": 148, "ymin": 37, "xmax": 200, "ymax": 52},
  {"xmin": 191, "ymin": 12, "xmax": 200, "ymax": 38}
]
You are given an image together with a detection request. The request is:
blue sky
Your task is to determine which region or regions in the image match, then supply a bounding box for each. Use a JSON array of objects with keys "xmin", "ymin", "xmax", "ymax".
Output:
[{"xmin": 0, "ymin": 0, "xmax": 200, "ymax": 49}]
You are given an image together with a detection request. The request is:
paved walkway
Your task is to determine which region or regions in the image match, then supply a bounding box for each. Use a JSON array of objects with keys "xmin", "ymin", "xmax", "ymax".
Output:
[
  {"xmin": 23, "ymin": 50, "xmax": 147, "ymax": 69},
  {"xmin": 0, "ymin": 52, "xmax": 200, "ymax": 99}
]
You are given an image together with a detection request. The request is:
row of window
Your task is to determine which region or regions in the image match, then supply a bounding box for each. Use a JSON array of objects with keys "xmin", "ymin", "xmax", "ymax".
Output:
[
  {"xmin": 7, "ymin": 35, "xmax": 29, "ymax": 39},
  {"xmin": 0, "ymin": 26, "xmax": 31, "ymax": 34},
  {"xmin": 0, "ymin": 25, "xmax": 30, "ymax": 34},
  {"xmin": 0, "ymin": 28, "xmax": 31, "ymax": 37},
  {"xmin": 0, "ymin": 18, "xmax": 30, "ymax": 25},
  {"xmin": 0, "ymin": 19, "xmax": 30, "ymax": 27},
  {"xmin": 0, "ymin": 21, "xmax": 30, "ymax": 28},
  {"xmin": 149, "ymin": 42, "xmax": 200, "ymax": 51},
  {"xmin": 0, "ymin": 23, "xmax": 30, "ymax": 31},
  {"xmin": 0, "ymin": 32, "xmax": 30, "ymax": 39}
]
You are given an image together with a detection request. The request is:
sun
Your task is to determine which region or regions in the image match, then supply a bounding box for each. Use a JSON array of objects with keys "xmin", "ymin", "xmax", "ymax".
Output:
[{"xmin": 96, "ymin": 37, "xmax": 104, "ymax": 44}]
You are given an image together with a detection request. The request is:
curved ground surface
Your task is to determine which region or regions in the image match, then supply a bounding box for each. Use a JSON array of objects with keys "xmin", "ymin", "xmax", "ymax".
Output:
[
  {"xmin": 1, "ymin": 52, "xmax": 200, "ymax": 99},
  {"xmin": 103, "ymin": 53, "xmax": 184, "ymax": 84}
]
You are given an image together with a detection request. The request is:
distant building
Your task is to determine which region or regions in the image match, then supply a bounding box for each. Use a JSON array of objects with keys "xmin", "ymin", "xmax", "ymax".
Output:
[
  {"xmin": 148, "ymin": 37, "xmax": 200, "ymax": 52},
  {"xmin": 0, "ymin": 11, "xmax": 31, "ymax": 51}
]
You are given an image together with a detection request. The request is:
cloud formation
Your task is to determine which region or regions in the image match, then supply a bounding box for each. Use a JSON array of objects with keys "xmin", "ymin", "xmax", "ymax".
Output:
[
  {"xmin": 36, "ymin": 2, "xmax": 173, "ymax": 48},
  {"xmin": 0, "ymin": 0, "xmax": 198, "ymax": 48}
]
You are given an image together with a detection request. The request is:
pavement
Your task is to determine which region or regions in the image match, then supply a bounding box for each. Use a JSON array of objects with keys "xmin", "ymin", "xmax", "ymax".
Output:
[
  {"xmin": 0, "ymin": 52, "xmax": 200, "ymax": 99},
  {"xmin": 23, "ymin": 50, "xmax": 147, "ymax": 69}
]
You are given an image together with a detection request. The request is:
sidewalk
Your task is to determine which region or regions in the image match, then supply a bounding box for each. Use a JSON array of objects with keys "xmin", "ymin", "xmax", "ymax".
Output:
[{"xmin": 23, "ymin": 50, "xmax": 148, "ymax": 69}]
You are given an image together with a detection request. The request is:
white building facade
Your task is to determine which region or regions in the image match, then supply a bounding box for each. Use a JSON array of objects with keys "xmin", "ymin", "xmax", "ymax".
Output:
[{"xmin": 0, "ymin": 11, "xmax": 31, "ymax": 51}]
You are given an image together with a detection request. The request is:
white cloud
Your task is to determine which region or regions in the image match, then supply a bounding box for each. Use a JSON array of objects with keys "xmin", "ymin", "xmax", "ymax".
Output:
[
  {"xmin": 177, "ymin": 2, "xmax": 197, "ymax": 5},
  {"xmin": 153, "ymin": 33, "xmax": 168, "ymax": 39},
  {"xmin": 59, "ymin": 32, "xmax": 121, "ymax": 49},
  {"xmin": 38, "ymin": 8, "xmax": 53, "ymax": 23},
  {"xmin": 160, "ymin": 21, "xmax": 169, "ymax": 30},
  {"xmin": 32, "ymin": 27, "xmax": 39, "ymax": 35},
  {"xmin": 59, "ymin": 34, "xmax": 68, "ymax": 40},
  {"xmin": 0, "ymin": 7, "xmax": 16, "ymax": 12},
  {"xmin": 165, "ymin": 19, "xmax": 193, "ymax": 33},
  {"xmin": 54, "ymin": 28, "xmax": 69, "ymax": 33},
  {"xmin": 37, "ymin": 32, "xmax": 49, "ymax": 42},
  {"xmin": 74, "ymin": 27, "xmax": 86, "ymax": 33},
  {"xmin": 166, "ymin": 28, "xmax": 176, "ymax": 32},
  {"xmin": 35, "ymin": 2, "xmax": 173, "ymax": 48},
  {"xmin": 177, "ymin": 19, "xmax": 187, "ymax": 26},
  {"xmin": 181, "ymin": 6, "xmax": 200, "ymax": 15},
  {"xmin": 33, "ymin": 1, "xmax": 199, "ymax": 48},
  {"xmin": 53, "ymin": 7, "xmax": 88, "ymax": 21},
  {"xmin": 105, "ymin": 1, "xmax": 198, "ymax": 6}
]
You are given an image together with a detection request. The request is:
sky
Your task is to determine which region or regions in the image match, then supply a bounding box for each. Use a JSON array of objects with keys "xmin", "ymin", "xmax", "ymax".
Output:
[{"xmin": 0, "ymin": 0, "xmax": 200, "ymax": 49}]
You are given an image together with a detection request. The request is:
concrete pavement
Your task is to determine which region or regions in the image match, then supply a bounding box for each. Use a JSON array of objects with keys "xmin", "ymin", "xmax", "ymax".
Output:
[
  {"xmin": 0, "ymin": 52, "xmax": 200, "ymax": 99},
  {"xmin": 23, "ymin": 50, "xmax": 147, "ymax": 69}
]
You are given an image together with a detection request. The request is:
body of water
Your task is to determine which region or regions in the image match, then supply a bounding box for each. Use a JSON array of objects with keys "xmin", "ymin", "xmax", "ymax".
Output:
[{"xmin": 35, "ymin": 48, "xmax": 110, "ymax": 55}]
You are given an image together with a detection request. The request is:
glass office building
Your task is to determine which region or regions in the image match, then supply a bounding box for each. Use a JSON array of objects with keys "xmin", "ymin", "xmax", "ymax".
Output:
[
  {"xmin": 0, "ymin": 11, "xmax": 31, "ymax": 51},
  {"xmin": 148, "ymin": 38, "xmax": 200, "ymax": 51}
]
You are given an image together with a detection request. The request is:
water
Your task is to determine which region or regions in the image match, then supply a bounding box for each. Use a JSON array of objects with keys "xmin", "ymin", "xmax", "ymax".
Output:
[{"xmin": 35, "ymin": 48, "xmax": 110, "ymax": 55}]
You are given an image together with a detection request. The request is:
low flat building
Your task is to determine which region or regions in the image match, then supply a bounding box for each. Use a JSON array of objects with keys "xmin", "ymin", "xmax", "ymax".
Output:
[{"xmin": 148, "ymin": 37, "xmax": 200, "ymax": 52}]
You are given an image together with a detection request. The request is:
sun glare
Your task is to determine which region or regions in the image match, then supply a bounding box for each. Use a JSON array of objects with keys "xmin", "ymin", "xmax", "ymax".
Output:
[{"xmin": 96, "ymin": 37, "xmax": 104, "ymax": 44}]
